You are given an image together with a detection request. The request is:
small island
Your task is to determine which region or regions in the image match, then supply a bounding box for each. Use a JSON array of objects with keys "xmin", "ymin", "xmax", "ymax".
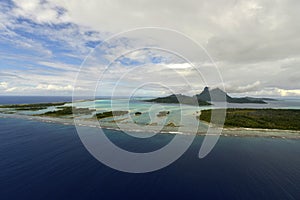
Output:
[
  {"xmin": 39, "ymin": 106, "xmax": 96, "ymax": 117},
  {"xmin": 157, "ymin": 111, "xmax": 170, "ymax": 117},
  {"xmin": 134, "ymin": 112, "xmax": 142, "ymax": 116},
  {"xmin": 94, "ymin": 111, "xmax": 129, "ymax": 119}
]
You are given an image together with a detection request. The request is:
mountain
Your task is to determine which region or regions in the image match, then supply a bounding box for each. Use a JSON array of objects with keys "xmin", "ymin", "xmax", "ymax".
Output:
[
  {"xmin": 195, "ymin": 87, "xmax": 271, "ymax": 104},
  {"xmin": 145, "ymin": 94, "xmax": 211, "ymax": 106},
  {"xmin": 145, "ymin": 87, "xmax": 277, "ymax": 106},
  {"xmin": 195, "ymin": 87, "xmax": 229, "ymax": 102}
]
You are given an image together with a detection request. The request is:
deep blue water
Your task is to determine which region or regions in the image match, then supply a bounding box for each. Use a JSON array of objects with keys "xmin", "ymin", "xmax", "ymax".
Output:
[
  {"xmin": 0, "ymin": 96, "xmax": 73, "ymax": 104},
  {"xmin": 0, "ymin": 117, "xmax": 299, "ymax": 200}
]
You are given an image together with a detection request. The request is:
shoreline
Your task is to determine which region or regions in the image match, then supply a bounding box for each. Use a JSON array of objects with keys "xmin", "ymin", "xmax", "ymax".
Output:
[{"xmin": 1, "ymin": 113, "xmax": 299, "ymax": 139}]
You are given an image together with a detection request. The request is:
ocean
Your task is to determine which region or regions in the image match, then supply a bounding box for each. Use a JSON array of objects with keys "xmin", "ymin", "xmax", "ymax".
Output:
[
  {"xmin": 0, "ymin": 96, "xmax": 73, "ymax": 105},
  {"xmin": 0, "ymin": 117, "xmax": 299, "ymax": 199},
  {"xmin": 0, "ymin": 96, "xmax": 299, "ymax": 199}
]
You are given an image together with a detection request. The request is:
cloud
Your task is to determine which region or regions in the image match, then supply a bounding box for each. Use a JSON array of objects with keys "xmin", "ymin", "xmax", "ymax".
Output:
[
  {"xmin": 36, "ymin": 84, "xmax": 74, "ymax": 91},
  {"xmin": 38, "ymin": 61, "xmax": 79, "ymax": 72},
  {"xmin": 53, "ymin": 0, "xmax": 300, "ymax": 63},
  {"xmin": 11, "ymin": 0, "xmax": 67, "ymax": 24},
  {"xmin": 276, "ymin": 88, "xmax": 300, "ymax": 97},
  {"xmin": 0, "ymin": 0, "xmax": 299, "ymax": 96},
  {"xmin": 225, "ymin": 81, "xmax": 261, "ymax": 93},
  {"xmin": 0, "ymin": 82, "xmax": 8, "ymax": 89},
  {"xmin": 5, "ymin": 87, "xmax": 18, "ymax": 92},
  {"xmin": 50, "ymin": 0, "xmax": 300, "ymax": 97},
  {"xmin": 166, "ymin": 63, "xmax": 193, "ymax": 69},
  {"xmin": 0, "ymin": 0, "xmax": 107, "ymax": 63}
]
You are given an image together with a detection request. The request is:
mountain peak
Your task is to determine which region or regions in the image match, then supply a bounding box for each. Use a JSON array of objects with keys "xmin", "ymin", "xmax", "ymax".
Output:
[
  {"xmin": 210, "ymin": 87, "xmax": 227, "ymax": 94},
  {"xmin": 196, "ymin": 87, "xmax": 228, "ymax": 102},
  {"xmin": 196, "ymin": 86, "xmax": 267, "ymax": 104}
]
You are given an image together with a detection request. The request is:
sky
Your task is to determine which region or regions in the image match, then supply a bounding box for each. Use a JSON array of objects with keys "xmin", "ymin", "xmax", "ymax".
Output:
[{"xmin": 0, "ymin": 0, "xmax": 300, "ymax": 97}]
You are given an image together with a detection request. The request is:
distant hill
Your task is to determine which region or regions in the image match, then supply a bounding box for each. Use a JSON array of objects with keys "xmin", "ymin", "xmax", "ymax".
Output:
[
  {"xmin": 195, "ymin": 87, "xmax": 228, "ymax": 102},
  {"xmin": 244, "ymin": 97, "xmax": 278, "ymax": 102},
  {"xmin": 145, "ymin": 94, "xmax": 211, "ymax": 106},
  {"xmin": 144, "ymin": 87, "xmax": 277, "ymax": 106},
  {"xmin": 195, "ymin": 87, "xmax": 274, "ymax": 104}
]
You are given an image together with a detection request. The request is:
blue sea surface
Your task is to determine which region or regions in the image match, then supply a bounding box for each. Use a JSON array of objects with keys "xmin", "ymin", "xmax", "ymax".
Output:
[
  {"xmin": 0, "ymin": 117, "xmax": 299, "ymax": 200},
  {"xmin": 0, "ymin": 96, "xmax": 73, "ymax": 105}
]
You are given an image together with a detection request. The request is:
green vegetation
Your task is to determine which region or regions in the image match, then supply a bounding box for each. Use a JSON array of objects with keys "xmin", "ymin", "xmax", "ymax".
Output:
[
  {"xmin": 135, "ymin": 112, "xmax": 142, "ymax": 116},
  {"xmin": 199, "ymin": 109, "xmax": 300, "ymax": 130},
  {"xmin": 165, "ymin": 122, "xmax": 179, "ymax": 127},
  {"xmin": 15, "ymin": 107, "xmax": 48, "ymax": 111},
  {"xmin": 157, "ymin": 111, "xmax": 170, "ymax": 117},
  {"xmin": 0, "ymin": 102, "xmax": 67, "ymax": 111},
  {"xmin": 40, "ymin": 106, "xmax": 95, "ymax": 117},
  {"xmin": 41, "ymin": 106, "xmax": 73, "ymax": 116},
  {"xmin": 0, "ymin": 111, "xmax": 16, "ymax": 114},
  {"xmin": 94, "ymin": 111, "xmax": 129, "ymax": 119}
]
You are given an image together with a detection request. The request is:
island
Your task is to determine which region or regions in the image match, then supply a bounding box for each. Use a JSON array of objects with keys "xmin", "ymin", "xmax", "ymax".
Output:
[
  {"xmin": 144, "ymin": 94, "xmax": 211, "ymax": 106},
  {"xmin": 0, "ymin": 102, "xmax": 68, "ymax": 111},
  {"xmin": 195, "ymin": 87, "xmax": 273, "ymax": 104},
  {"xmin": 0, "ymin": 97, "xmax": 299, "ymax": 138},
  {"xmin": 94, "ymin": 111, "xmax": 129, "ymax": 119},
  {"xmin": 144, "ymin": 87, "xmax": 277, "ymax": 105},
  {"xmin": 157, "ymin": 111, "xmax": 170, "ymax": 117},
  {"xmin": 199, "ymin": 108, "xmax": 300, "ymax": 131},
  {"xmin": 39, "ymin": 106, "xmax": 96, "ymax": 117}
]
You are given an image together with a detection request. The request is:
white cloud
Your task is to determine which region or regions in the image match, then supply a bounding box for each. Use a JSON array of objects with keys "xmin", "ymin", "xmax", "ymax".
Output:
[
  {"xmin": 166, "ymin": 63, "xmax": 193, "ymax": 69},
  {"xmin": 50, "ymin": 0, "xmax": 300, "ymax": 97},
  {"xmin": 12, "ymin": 0, "xmax": 66, "ymax": 24},
  {"xmin": 1, "ymin": 0, "xmax": 300, "ymax": 97},
  {"xmin": 0, "ymin": 82, "xmax": 8, "ymax": 89},
  {"xmin": 5, "ymin": 87, "xmax": 17, "ymax": 92},
  {"xmin": 38, "ymin": 61, "xmax": 79, "ymax": 72},
  {"xmin": 276, "ymin": 89, "xmax": 300, "ymax": 97},
  {"xmin": 226, "ymin": 81, "xmax": 261, "ymax": 93},
  {"xmin": 36, "ymin": 84, "xmax": 74, "ymax": 91}
]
